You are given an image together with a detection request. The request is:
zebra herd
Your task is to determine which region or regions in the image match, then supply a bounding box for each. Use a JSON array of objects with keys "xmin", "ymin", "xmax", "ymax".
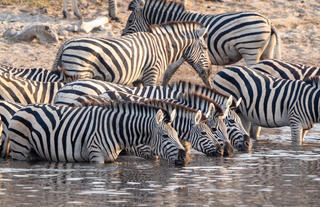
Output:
[{"xmin": 0, "ymin": 0, "xmax": 319, "ymax": 166}]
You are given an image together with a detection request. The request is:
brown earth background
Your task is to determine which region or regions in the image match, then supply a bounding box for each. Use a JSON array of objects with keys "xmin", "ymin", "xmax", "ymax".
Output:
[{"xmin": 0, "ymin": 0, "xmax": 319, "ymax": 84}]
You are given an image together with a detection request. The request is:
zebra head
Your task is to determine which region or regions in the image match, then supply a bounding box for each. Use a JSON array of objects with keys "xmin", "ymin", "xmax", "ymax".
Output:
[
  {"xmin": 188, "ymin": 110, "xmax": 224, "ymax": 157},
  {"xmin": 225, "ymin": 98, "xmax": 252, "ymax": 152},
  {"xmin": 151, "ymin": 109, "xmax": 187, "ymax": 166},
  {"xmin": 122, "ymin": 0, "xmax": 149, "ymax": 35},
  {"xmin": 182, "ymin": 25, "xmax": 212, "ymax": 87},
  {"xmin": 204, "ymin": 101, "xmax": 234, "ymax": 157}
]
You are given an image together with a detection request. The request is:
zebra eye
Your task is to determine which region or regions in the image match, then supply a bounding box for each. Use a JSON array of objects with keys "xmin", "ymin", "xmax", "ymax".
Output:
[
  {"xmin": 163, "ymin": 134, "xmax": 169, "ymax": 139},
  {"xmin": 211, "ymin": 128, "xmax": 217, "ymax": 132},
  {"xmin": 229, "ymin": 120, "xmax": 236, "ymax": 124},
  {"xmin": 201, "ymin": 132, "xmax": 207, "ymax": 136}
]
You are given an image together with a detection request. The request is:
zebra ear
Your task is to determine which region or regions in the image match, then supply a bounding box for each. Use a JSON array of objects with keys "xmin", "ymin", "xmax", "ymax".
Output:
[
  {"xmin": 198, "ymin": 27, "xmax": 208, "ymax": 38},
  {"xmin": 128, "ymin": 0, "xmax": 145, "ymax": 11},
  {"xmin": 220, "ymin": 96, "xmax": 233, "ymax": 119},
  {"xmin": 205, "ymin": 103, "xmax": 215, "ymax": 119},
  {"xmin": 194, "ymin": 110, "xmax": 202, "ymax": 125},
  {"xmin": 236, "ymin": 97, "xmax": 242, "ymax": 108},
  {"xmin": 155, "ymin": 109, "xmax": 165, "ymax": 124},
  {"xmin": 169, "ymin": 109, "xmax": 177, "ymax": 123}
]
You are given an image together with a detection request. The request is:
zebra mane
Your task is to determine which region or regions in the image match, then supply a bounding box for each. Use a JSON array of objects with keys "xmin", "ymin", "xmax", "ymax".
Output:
[
  {"xmin": 143, "ymin": 98, "xmax": 207, "ymax": 121},
  {"xmin": 73, "ymin": 95, "xmax": 172, "ymax": 123},
  {"xmin": 180, "ymin": 91, "xmax": 224, "ymax": 117},
  {"xmin": 170, "ymin": 81, "xmax": 238, "ymax": 107},
  {"xmin": 304, "ymin": 76, "xmax": 320, "ymax": 87},
  {"xmin": 149, "ymin": 21, "xmax": 204, "ymax": 35}
]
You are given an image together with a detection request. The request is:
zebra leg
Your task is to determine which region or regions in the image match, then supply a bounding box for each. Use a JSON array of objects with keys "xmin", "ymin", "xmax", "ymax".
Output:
[
  {"xmin": 71, "ymin": 0, "xmax": 82, "ymax": 19},
  {"xmin": 290, "ymin": 123, "xmax": 304, "ymax": 145},
  {"xmin": 62, "ymin": 0, "xmax": 69, "ymax": 18},
  {"xmin": 162, "ymin": 58, "xmax": 185, "ymax": 86},
  {"xmin": 108, "ymin": 0, "xmax": 119, "ymax": 22},
  {"xmin": 250, "ymin": 124, "xmax": 261, "ymax": 140}
]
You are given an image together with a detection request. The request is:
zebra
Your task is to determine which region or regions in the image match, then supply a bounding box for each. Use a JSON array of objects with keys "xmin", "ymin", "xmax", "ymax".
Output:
[
  {"xmin": 54, "ymin": 79, "xmax": 250, "ymax": 151},
  {"xmin": 212, "ymin": 65, "xmax": 320, "ymax": 144},
  {"xmin": 52, "ymin": 21, "xmax": 211, "ymax": 87},
  {"xmin": 62, "ymin": 0, "xmax": 119, "ymax": 21},
  {"xmin": 0, "ymin": 100, "xmax": 24, "ymax": 158},
  {"xmin": 72, "ymin": 94, "xmax": 224, "ymax": 156},
  {"xmin": 250, "ymin": 59, "xmax": 320, "ymax": 81},
  {"xmin": 0, "ymin": 64, "xmax": 65, "ymax": 82},
  {"xmin": 8, "ymin": 101, "xmax": 187, "ymax": 165},
  {"xmin": 122, "ymin": 0, "xmax": 281, "ymax": 84},
  {"xmin": 0, "ymin": 72, "xmax": 64, "ymax": 104},
  {"xmin": 53, "ymin": 79, "xmax": 182, "ymax": 105},
  {"xmin": 168, "ymin": 81, "xmax": 251, "ymax": 151},
  {"xmin": 247, "ymin": 59, "xmax": 320, "ymax": 139}
]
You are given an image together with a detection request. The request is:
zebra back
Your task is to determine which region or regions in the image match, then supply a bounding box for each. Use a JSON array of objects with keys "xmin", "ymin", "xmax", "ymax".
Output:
[
  {"xmin": 0, "ymin": 64, "xmax": 65, "ymax": 82},
  {"xmin": 251, "ymin": 59, "xmax": 320, "ymax": 80},
  {"xmin": 0, "ymin": 72, "xmax": 65, "ymax": 104}
]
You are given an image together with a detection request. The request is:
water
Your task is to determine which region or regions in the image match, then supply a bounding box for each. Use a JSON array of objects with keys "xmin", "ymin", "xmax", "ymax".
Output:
[{"xmin": 1, "ymin": 126, "xmax": 320, "ymax": 206}]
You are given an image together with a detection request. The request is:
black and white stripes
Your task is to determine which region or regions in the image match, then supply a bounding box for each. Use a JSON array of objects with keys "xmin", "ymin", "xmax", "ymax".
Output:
[
  {"xmin": 52, "ymin": 21, "xmax": 211, "ymax": 86},
  {"xmin": 212, "ymin": 65, "xmax": 320, "ymax": 144},
  {"xmin": 8, "ymin": 102, "xmax": 187, "ymax": 164},
  {"xmin": 122, "ymin": 0, "xmax": 281, "ymax": 67}
]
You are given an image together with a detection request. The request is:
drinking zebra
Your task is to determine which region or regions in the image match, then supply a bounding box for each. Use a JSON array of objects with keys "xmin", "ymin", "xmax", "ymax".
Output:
[
  {"xmin": 72, "ymin": 95, "xmax": 225, "ymax": 156},
  {"xmin": 122, "ymin": 0, "xmax": 281, "ymax": 83},
  {"xmin": 250, "ymin": 59, "xmax": 320, "ymax": 80},
  {"xmin": 212, "ymin": 65, "xmax": 320, "ymax": 144},
  {"xmin": 8, "ymin": 102, "xmax": 187, "ymax": 165},
  {"xmin": 54, "ymin": 79, "xmax": 250, "ymax": 151},
  {"xmin": 0, "ymin": 100, "xmax": 24, "ymax": 158},
  {"xmin": 62, "ymin": 0, "xmax": 119, "ymax": 21},
  {"xmin": 52, "ymin": 21, "xmax": 211, "ymax": 86},
  {"xmin": 169, "ymin": 81, "xmax": 251, "ymax": 151},
  {"xmin": 0, "ymin": 72, "xmax": 64, "ymax": 104},
  {"xmin": 0, "ymin": 64, "xmax": 65, "ymax": 82}
]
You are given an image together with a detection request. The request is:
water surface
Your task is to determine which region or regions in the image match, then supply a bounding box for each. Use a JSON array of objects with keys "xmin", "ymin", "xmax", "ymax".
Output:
[{"xmin": 1, "ymin": 126, "xmax": 320, "ymax": 206}]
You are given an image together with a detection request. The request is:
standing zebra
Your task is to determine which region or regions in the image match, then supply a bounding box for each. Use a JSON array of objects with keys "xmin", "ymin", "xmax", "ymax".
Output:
[
  {"xmin": 0, "ymin": 100, "xmax": 24, "ymax": 158},
  {"xmin": 73, "ymin": 95, "xmax": 225, "ymax": 156},
  {"xmin": 122, "ymin": 0, "xmax": 281, "ymax": 83},
  {"xmin": 0, "ymin": 72, "xmax": 64, "ymax": 104},
  {"xmin": 0, "ymin": 64, "xmax": 65, "ymax": 82},
  {"xmin": 212, "ymin": 65, "xmax": 320, "ymax": 144},
  {"xmin": 62, "ymin": 0, "xmax": 119, "ymax": 21},
  {"xmin": 52, "ymin": 21, "xmax": 211, "ymax": 86},
  {"xmin": 8, "ymin": 102, "xmax": 187, "ymax": 165},
  {"xmin": 247, "ymin": 59, "xmax": 320, "ymax": 138},
  {"xmin": 250, "ymin": 59, "xmax": 320, "ymax": 81}
]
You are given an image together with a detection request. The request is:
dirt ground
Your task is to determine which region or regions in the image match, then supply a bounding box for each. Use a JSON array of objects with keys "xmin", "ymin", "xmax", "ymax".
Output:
[{"xmin": 0, "ymin": 0, "xmax": 319, "ymax": 84}]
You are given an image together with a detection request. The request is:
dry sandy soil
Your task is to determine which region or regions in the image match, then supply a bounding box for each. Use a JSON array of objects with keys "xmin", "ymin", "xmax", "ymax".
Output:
[{"xmin": 0, "ymin": 0, "xmax": 319, "ymax": 84}]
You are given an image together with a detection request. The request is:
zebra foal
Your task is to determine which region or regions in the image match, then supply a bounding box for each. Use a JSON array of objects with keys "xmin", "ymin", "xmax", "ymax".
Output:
[
  {"xmin": 122, "ymin": 0, "xmax": 281, "ymax": 83},
  {"xmin": 212, "ymin": 65, "xmax": 320, "ymax": 144},
  {"xmin": 52, "ymin": 21, "xmax": 211, "ymax": 86},
  {"xmin": 8, "ymin": 102, "xmax": 187, "ymax": 165}
]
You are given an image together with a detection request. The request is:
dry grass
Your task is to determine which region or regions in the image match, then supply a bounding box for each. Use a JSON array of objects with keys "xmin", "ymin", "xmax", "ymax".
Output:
[{"xmin": 0, "ymin": 0, "xmax": 61, "ymax": 7}]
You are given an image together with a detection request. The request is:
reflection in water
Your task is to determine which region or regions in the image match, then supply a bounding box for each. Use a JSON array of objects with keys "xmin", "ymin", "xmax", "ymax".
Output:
[{"xmin": 1, "ymin": 127, "xmax": 320, "ymax": 206}]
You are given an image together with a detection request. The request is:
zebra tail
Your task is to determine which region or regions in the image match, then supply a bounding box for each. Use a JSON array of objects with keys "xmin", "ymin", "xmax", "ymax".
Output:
[
  {"xmin": 261, "ymin": 24, "xmax": 282, "ymax": 60},
  {"xmin": 52, "ymin": 43, "xmax": 65, "ymax": 71}
]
